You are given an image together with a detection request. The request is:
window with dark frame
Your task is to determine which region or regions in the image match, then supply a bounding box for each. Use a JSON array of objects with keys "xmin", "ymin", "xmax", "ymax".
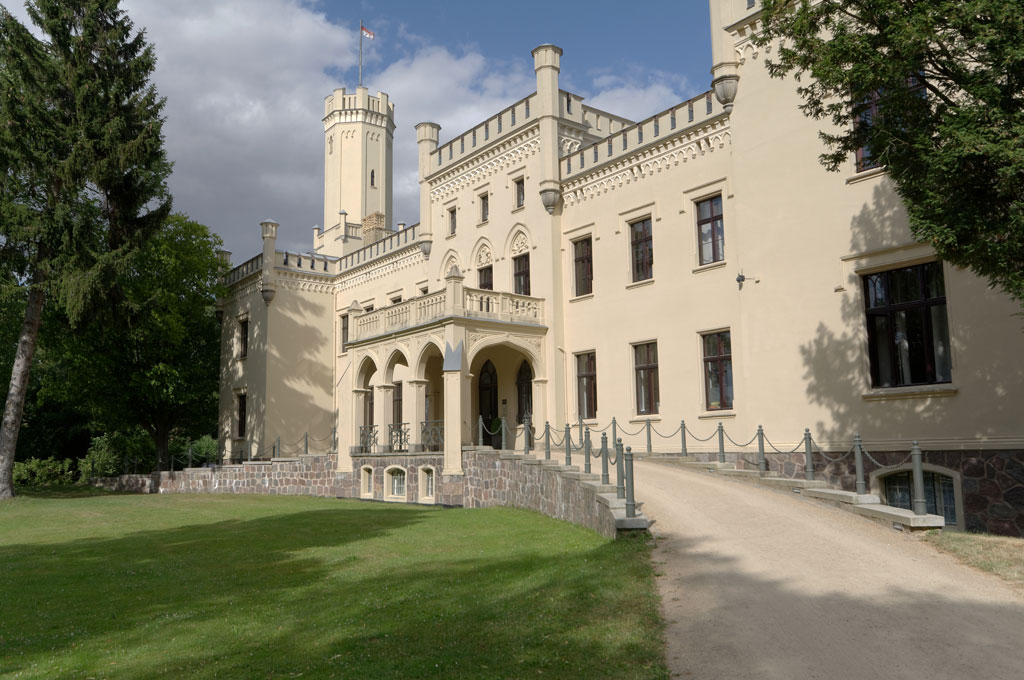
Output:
[
  {"xmin": 855, "ymin": 93, "xmax": 882, "ymax": 172},
  {"xmin": 863, "ymin": 262, "xmax": 951, "ymax": 388},
  {"xmin": 392, "ymin": 382, "xmax": 403, "ymax": 426},
  {"xmin": 633, "ymin": 342, "xmax": 659, "ymax": 415},
  {"xmin": 480, "ymin": 193, "xmax": 489, "ymax": 223},
  {"xmin": 370, "ymin": 170, "xmax": 375, "ymax": 187},
  {"xmin": 514, "ymin": 178, "xmax": 525, "ymax": 208},
  {"xmin": 340, "ymin": 314, "xmax": 349, "ymax": 353},
  {"xmin": 630, "ymin": 217, "xmax": 653, "ymax": 282},
  {"xmin": 576, "ymin": 352, "xmax": 597, "ymax": 420},
  {"xmin": 448, "ymin": 207, "xmax": 456, "ymax": 235},
  {"xmin": 237, "ymin": 394, "xmax": 246, "ymax": 438},
  {"xmin": 697, "ymin": 195, "xmax": 725, "ymax": 265},
  {"xmin": 573, "ymin": 236, "xmax": 593, "ymax": 297},
  {"xmin": 478, "ymin": 265, "xmax": 493, "ymax": 290},
  {"xmin": 239, "ymin": 319, "xmax": 249, "ymax": 358},
  {"xmin": 702, "ymin": 331, "xmax": 733, "ymax": 410},
  {"xmin": 513, "ymin": 254, "xmax": 530, "ymax": 295}
]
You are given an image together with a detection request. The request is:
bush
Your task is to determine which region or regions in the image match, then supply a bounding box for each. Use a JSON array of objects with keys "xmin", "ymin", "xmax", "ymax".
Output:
[
  {"xmin": 168, "ymin": 434, "xmax": 219, "ymax": 469},
  {"xmin": 79, "ymin": 429, "xmax": 155, "ymax": 480},
  {"xmin": 13, "ymin": 457, "xmax": 77, "ymax": 487}
]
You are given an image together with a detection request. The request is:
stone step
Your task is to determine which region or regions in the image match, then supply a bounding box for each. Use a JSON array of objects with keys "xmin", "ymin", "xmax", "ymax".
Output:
[
  {"xmin": 582, "ymin": 482, "xmax": 618, "ymax": 494},
  {"xmin": 596, "ymin": 493, "xmax": 625, "ymax": 509},
  {"xmin": 716, "ymin": 469, "xmax": 764, "ymax": 478},
  {"xmin": 758, "ymin": 477, "xmax": 827, "ymax": 489},
  {"xmin": 802, "ymin": 488, "xmax": 881, "ymax": 505},
  {"xmin": 675, "ymin": 460, "xmax": 736, "ymax": 470},
  {"xmin": 611, "ymin": 508, "xmax": 652, "ymax": 531},
  {"xmin": 562, "ymin": 471, "xmax": 601, "ymax": 481},
  {"xmin": 850, "ymin": 503, "xmax": 945, "ymax": 529}
]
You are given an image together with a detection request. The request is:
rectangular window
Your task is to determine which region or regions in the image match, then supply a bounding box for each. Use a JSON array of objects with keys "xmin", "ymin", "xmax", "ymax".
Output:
[
  {"xmin": 567, "ymin": 156, "xmax": 571, "ymax": 173},
  {"xmin": 653, "ymin": 119, "xmax": 660, "ymax": 137},
  {"xmin": 239, "ymin": 319, "xmax": 249, "ymax": 359},
  {"xmin": 638, "ymin": 126, "xmax": 644, "ymax": 144},
  {"xmin": 579, "ymin": 151, "xmax": 584, "ymax": 169},
  {"xmin": 480, "ymin": 193, "xmax": 489, "ymax": 223},
  {"xmin": 514, "ymin": 178, "xmax": 525, "ymax": 208},
  {"xmin": 706, "ymin": 92, "xmax": 713, "ymax": 114},
  {"xmin": 237, "ymin": 394, "xmax": 246, "ymax": 438},
  {"xmin": 390, "ymin": 295, "xmax": 402, "ymax": 305},
  {"xmin": 688, "ymin": 101, "xmax": 694, "ymax": 122},
  {"xmin": 497, "ymin": 115, "xmax": 502, "ymax": 133},
  {"xmin": 630, "ymin": 217, "xmax": 653, "ymax": 282},
  {"xmin": 671, "ymin": 111, "xmax": 677, "ymax": 129},
  {"xmin": 856, "ymin": 94, "xmax": 882, "ymax": 172},
  {"xmin": 472, "ymin": 130, "xmax": 477, "ymax": 147},
  {"xmin": 697, "ymin": 195, "xmax": 725, "ymax": 265},
  {"xmin": 593, "ymin": 146, "xmax": 598, "ymax": 163},
  {"xmin": 392, "ymin": 382, "xmax": 403, "ymax": 426},
  {"xmin": 607, "ymin": 139, "xmax": 613, "ymax": 156},
  {"xmin": 513, "ymin": 254, "xmax": 530, "ymax": 296},
  {"xmin": 485, "ymin": 123, "xmax": 489, "ymax": 141},
  {"xmin": 863, "ymin": 262, "xmax": 951, "ymax": 387},
  {"xmin": 510, "ymin": 107, "xmax": 515, "ymax": 125},
  {"xmin": 460, "ymin": 137, "xmax": 464, "ymax": 153},
  {"xmin": 525, "ymin": 99, "xmax": 530, "ymax": 117},
  {"xmin": 576, "ymin": 352, "xmax": 597, "ymax": 420},
  {"xmin": 702, "ymin": 331, "xmax": 733, "ymax": 410},
  {"xmin": 622, "ymin": 133, "xmax": 627, "ymax": 150},
  {"xmin": 634, "ymin": 342, "xmax": 659, "ymax": 415},
  {"xmin": 478, "ymin": 265, "xmax": 493, "ymax": 290},
  {"xmin": 448, "ymin": 207, "xmax": 456, "ymax": 235},
  {"xmin": 566, "ymin": 93, "xmax": 572, "ymax": 113},
  {"xmin": 340, "ymin": 314, "xmax": 349, "ymax": 353},
  {"xmin": 573, "ymin": 236, "xmax": 593, "ymax": 297},
  {"xmin": 448, "ymin": 145, "xmax": 452, "ymax": 160}
]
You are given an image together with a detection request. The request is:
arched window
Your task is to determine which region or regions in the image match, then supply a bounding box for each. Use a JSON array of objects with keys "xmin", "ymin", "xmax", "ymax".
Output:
[
  {"xmin": 387, "ymin": 467, "xmax": 406, "ymax": 499},
  {"xmin": 516, "ymin": 360, "xmax": 533, "ymax": 424},
  {"xmin": 419, "ymin": 466, "xmax": 435, "ymax": 502},
  {"xmin": 370, "ymin": 169, "xmax": 375, "ymax": 187},
  {"xmin": 882, "ymin": 470, "xmax": 958, "ymax": 526},
  {"xmin": 360, "ymin": 466, "xmax": 373, "ymax": 498}
]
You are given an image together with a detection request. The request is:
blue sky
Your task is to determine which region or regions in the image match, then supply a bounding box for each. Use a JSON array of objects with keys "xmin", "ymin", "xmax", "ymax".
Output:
[{"xmin": 9, "ymin": 1, "xmax": 714, "ymax": 259}]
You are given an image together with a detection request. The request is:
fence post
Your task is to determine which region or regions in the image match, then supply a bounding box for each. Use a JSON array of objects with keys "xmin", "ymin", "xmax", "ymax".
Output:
[
  {"xmin": 854, "ymin": 434, "xmax": 866, "ymax": 494},
  {"xmin": 584, "ymin": 429, "xmax": 592, "ymax": 475},
  {"xmin": 611, "ymin": 417, "xmax": 618, "ymax": 452},
  {"xmin": 304, "ymin": 431, "xmax": 309, "ymax": 456},
  {"xmin": 616, "ymin": 438, "xmax": 626, "ymax": 500},
  {"xmin": 625, "ymin": 446, "xmax": 636, "ymax": 518},
  {"xmin": 757, "ymin": 425, "xmax": 766, "ymax": 474},
  {"xmin": 523, "ymin": 415, "xmax": 531, "ymax": 456},
  {"xmin": 478, "ymin": 415, "xmax": 484, "ymax": 447},
  {"xmin": 248, "ymin": 440, "xmax": 252, "ymax": 462},
  {"xmin": 601, "ymin": 433, "xmax": 610, "ymax": 485},
  {"xmin": 564, "ymin": 423, "xmax": 572, "ymax": 467},
  {"xmin": 646, "ymin": 420, "xmax": 652, "ymax": 457},
  {"xmin": 188, "ymin": 445, "xmax": 193, "ymax": 469},
  {"xmin": 579, "ymin": 417, "xmax": 584, "ymax": 443},
  {"xmin": 911, "ymin": 441, "xmax": 926, "ymax": 515},
  {"xmin": 501, "ymin": 417, "xmax": 508, "ymax": 451},
  {"xmin": 717, "ymin": 423, "xmax": 725, "ymax": 463},
  {"xmin": 681, "ymin": 420, "xmax": 687, "ymax": 457},
  {"xmin": 275, "ymin": 436, "xmax": 280, "ymax": 458},
  {"xmin": 544, "ymin": 422, "xmax": 551, "ymax": 460},
  {"xmin": 332, "ymin": 427, "xmax": 337, "ymax": 454},
  {"xmin": 803, "ymin": 428, "xmax": 814, "ymax": 481}
]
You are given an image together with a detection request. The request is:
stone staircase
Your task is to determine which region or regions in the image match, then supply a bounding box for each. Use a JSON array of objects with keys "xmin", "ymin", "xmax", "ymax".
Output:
[{"xmin": 645, "ymin": 455, "xmax": 945, "ymax": 531}]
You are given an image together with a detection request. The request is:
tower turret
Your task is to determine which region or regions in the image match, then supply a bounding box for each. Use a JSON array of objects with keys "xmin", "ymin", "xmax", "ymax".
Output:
[{"xmin": 321, "ymin": 87, "xmax": 396, "ymax": 257}]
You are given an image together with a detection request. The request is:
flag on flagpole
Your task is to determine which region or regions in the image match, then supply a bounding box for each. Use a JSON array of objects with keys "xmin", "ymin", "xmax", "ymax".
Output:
[{"xmin": 361, "ymin": 24, "xmax": 375, "ymax": 40}]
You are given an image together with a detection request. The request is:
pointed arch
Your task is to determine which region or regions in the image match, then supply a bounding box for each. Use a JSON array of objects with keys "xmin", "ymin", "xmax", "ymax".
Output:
[
  {"xmin": 503, "ymin": 223, "xmax": 532, "ymax": 260},
  {"xmin": 436, "ymin": 248, "xmax": 463, "ymax": 281}
]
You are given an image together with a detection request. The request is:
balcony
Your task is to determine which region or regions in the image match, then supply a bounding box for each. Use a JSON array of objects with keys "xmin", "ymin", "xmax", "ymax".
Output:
[{"xmin": 350, "ymin": 286, "xmax": 545, "ymax": 343}]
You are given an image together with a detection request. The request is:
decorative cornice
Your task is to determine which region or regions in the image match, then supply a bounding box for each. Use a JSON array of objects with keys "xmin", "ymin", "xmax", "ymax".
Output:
[
  {"xmin": 428, "ymin": 128, "xmax": 541, "ymax": 202},
  {"xmin": 562, "ymin": 118, "xmax": 732, "ymax": 207}
]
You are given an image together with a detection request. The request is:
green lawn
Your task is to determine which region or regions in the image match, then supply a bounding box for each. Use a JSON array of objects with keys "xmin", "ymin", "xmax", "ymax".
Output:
[{"xmin": 0, "ymin": 490, "xmax": 666, "ymax": 679}]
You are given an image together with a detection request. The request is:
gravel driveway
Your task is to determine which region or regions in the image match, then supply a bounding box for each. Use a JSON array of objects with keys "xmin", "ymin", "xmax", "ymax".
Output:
[{"xmin": 634, "ymin": 459, "xmax": 1024, "ymax": 680}]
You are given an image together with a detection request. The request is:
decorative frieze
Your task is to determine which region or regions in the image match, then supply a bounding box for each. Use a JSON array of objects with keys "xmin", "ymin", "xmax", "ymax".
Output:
[{"xmin": 429, "ymin": 131, "xmax": 541, "ymax": 202}]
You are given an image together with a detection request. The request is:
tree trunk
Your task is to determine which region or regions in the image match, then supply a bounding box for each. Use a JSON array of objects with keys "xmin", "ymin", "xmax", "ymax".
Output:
[
  {"xmin": 152, "ymin": 422, "xmax": 170, "ymax": 474},
  {"xmin": 0, "ymin": 282, "xmax": 47, "ymax": 499}
]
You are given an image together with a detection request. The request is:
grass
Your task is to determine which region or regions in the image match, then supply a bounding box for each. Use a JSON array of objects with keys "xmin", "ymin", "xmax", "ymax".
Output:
[
  {"xmin": 923, "ymin": 529, "xmax": 1024, "ymax": 588},
  {"xmin": 0, "ymin": 489, "xmax": 666, "ymax": 679}
]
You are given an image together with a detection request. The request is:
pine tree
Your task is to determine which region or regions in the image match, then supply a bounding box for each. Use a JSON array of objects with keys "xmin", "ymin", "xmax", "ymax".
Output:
[{"xmin": 0, "ymin": 0, "xmax": 170, "ymax": 498}]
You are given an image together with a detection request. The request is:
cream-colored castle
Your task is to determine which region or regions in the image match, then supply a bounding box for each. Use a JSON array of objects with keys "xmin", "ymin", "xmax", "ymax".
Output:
[{"xmin": 217, "ymin": 0, "xmax": 1024, "ymax": 531}]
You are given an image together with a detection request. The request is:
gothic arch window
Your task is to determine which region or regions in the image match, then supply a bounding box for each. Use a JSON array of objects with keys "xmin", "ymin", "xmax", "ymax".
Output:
[
  {"xmin": 516, "ymin": 360, "xmax": 533, "ymax": 424},
  {"xmin": 370, "ymin": 169, "xmax": 375, "ymax": 187}
]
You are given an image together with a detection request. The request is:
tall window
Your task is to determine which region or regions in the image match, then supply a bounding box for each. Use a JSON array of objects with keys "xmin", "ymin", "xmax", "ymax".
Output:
[
  {"xmin": 863, "ymin": 262, "xmax": 951, "ymax": 387},
  {"xmin": 478, "ymin": 265, "xmax": 493, "ymax": 290},
  {"xmin": 370, "ymin": 170, "xmax": 375, "ymax": 187},
  {"xmin": 574, "ymin": 237, "xmax": 593, "ymax": 296},
  {"xmin": 630, "ymin": 218, "xmax": 653, "ymax": 282},
  {"xmin": 236, "ymin": 394, "xmax": 246, "ymax": 438},
  {"xmin": 634, "ymin": 342, "xmax": 659, "ymax": 415},
  {"xmin": 389, "ymin": 468, "xmax": 406, "ymax": 497},
  {"xmin": 239, "ymin": 319, "xmax": 249, "ymax": 358},
  {"xmin": 480, "ymin": 193, "xmax": 489, "ymax": 223},
  {"xmin": 516, "ymin": 360, "xmax": 533, "ymax": 424},
  {"xmin": 513, "ymin": 254, "xmax": 530, "ymax": 295},
  {"xmin": 702, "ymin": 331, "xmax": 733, "ymax": 410},
  {"xmin": 448, "ymin": 207, "xmax": 456, "ymax": 235},
  {"xmin": 576, "ymin": 352, "xmax": 597, "ymax": 420},
  {"xmin": 340, "ymin": 314, "xmax": 349, "ymax": 353},
  {"xmin": 855, "ymin": 93, "xmax": 882, "ymax": 172},
  {"xmin": 697, "ymin": 195, "xmax": 725, "ymax": 265},
  {"xmin": 514, "ymin": 178, "xmax": 525, "ymax": 208}
]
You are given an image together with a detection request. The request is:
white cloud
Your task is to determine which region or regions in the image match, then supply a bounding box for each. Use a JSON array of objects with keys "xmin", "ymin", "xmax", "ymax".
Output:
[{"xmin": 584, "ymin": 69, "xmax": 696, "ymax": 121}]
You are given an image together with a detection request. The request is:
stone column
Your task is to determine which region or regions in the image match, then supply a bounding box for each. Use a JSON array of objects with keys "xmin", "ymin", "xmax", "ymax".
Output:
[
  {"xmin": 405, "ymin": 379, "xmax": 428, "ymax": 452},
  {"xmin": 350, "ymin": 388, "xmax": 370, "ymax": 455},
  {"xmin": 375, "ymin": 384, "xmax": 394, "ymax": 453},
  {"xmin": 442, "ymin": 370, "xmax": 465, "ymax": 475}
]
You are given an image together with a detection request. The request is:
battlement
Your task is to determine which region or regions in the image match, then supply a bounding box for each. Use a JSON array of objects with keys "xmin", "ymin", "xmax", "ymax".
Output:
[{"xmin": 323, "ymin": 87, "xmax": 395, "ymax": 130}]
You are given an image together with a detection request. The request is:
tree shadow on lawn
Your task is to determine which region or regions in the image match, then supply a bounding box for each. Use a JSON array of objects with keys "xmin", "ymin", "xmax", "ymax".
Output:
[{"xmin": 0, "ymin": 501, "xmax": 666, "ymax": 680}]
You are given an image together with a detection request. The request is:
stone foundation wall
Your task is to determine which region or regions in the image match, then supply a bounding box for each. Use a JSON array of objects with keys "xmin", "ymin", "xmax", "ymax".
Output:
[
  {"xmin": 93, "ymin": 448, "xmax": 623, "ymax": 539},
  {"xmin": 719, "ymin": 448, "xmax": 1024, "ymax": 537}
]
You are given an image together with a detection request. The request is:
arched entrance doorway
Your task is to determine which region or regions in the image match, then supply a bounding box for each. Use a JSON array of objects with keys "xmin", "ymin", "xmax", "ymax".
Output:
[
  {"xmin": 516, "ymin": 360, "xmax": 533, "ymax": 424},
  {"xmin": 478, "ymin": 360, "xmax": 500, "ymax": 448}
]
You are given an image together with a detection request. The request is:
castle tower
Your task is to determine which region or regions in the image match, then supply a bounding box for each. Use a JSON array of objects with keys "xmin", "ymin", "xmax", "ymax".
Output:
[{"xmin": 319, "ymin": 86, "xmax": 395, "ymax": 257}]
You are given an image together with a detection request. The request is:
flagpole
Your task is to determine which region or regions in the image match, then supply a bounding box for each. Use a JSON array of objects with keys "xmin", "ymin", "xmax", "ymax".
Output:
[{"xmin": 358, "ymin": 19, "xmax": 363, "ymax": 87}]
